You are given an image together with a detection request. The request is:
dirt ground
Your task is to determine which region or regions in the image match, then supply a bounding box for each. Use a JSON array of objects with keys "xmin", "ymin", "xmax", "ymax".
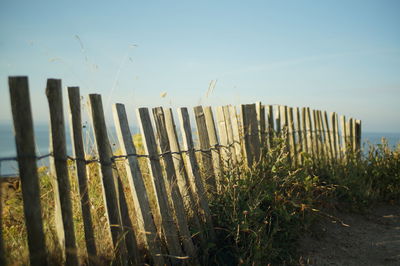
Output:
[{"xmin": 299, "ymin": 203, "xmax": 400, "ymax": 266}]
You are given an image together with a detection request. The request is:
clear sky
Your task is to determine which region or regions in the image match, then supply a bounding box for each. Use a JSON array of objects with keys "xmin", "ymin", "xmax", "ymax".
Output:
[{"xmin": 1, "ymin": 0, "xmax": 399, "ymax": 132}]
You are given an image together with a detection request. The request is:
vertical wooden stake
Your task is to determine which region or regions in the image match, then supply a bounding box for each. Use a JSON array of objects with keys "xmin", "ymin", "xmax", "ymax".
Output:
[
  {"xmin": 241, "ymin": 104, "xmax": 261, "ymax": 168},
  {"xmin": 323, "ymin": 111, "xmax": 334, "ymax": 161},
  {"xmin": 312, "ymin": 110, "xmax": 320, "ymax": 160},
  {"xmin": 153, "ymin": 107, "xmax": 198, "ymax": 261},
  {"xmin": 256, "ymin": 102, "xmax": 266, "ymax": 148},
  {"xmin": 330, "ymin": 112, "xmax": 338, "ymax": 159},
  {"xmin": 137, "ymin": 108, "xmax": 184, "ymax": 261},
  {"xmin": 112, "ymin": 104, "xmax": 165, "ymax": 265},
  {"xmin": 340, "ymin": 115, "xmax": 347, "ymax": 159},
  {"xmin": 9, "ymin": 76, "xmax": 47, "ymax": 266},
  {"xmin": 194, "ymin": 106, "xmax": 217, "ymax": 193},
  {"xmin": 305, "ymin": 108, "xmax": 314, "ymax": 158},
  {"xmin": 355, "ymin": 120, "xmax": 362, "ymax": 153},
  {"xmin": 216, "ymin": 106, "xmax": 230, "ymax": 169},
  {"xmin": 301, "ymin": 107, "xmax": 309, "ymax": 155},
  {"xmin": 67, "ymin": 87, "xmax": 97, "ymax": 263},
  {"xmin": 275, "ymin": 105, "xmax": 281, "ymax": 134},
  {"xmin": 267, "ymin": 105, "xmax": 275, "ymax": 149},
  {"xmin": 288, "ymin": 107, "xmax": 297, "ymax": 166},
  {"xmin": 178, "ymin": 107, "xmax": 216, "ymax": 241},
  {"xmin": 203, "ymin": 106, "xmax": 222, "ymax": 178},
  {"xmin": 46, "ymin": 79, "xmax": 78, "ymax": 266},
  {"xmin": 164, "ymin": 108, "xmax": 205, "ymax": 242},
  {"xmin": 229, "ymin": 105, "xmax": 243, "ymax": 162},
  {"xmin": 295, "ymin": 107, "xmax": 303, "ymax": 163},
  {"xmin": 223, "ymin": 106, "xmax": 237, "ymax": 165},
  {"xmin": 89, "ymin": 94, "xmax": 128, "ymax": 265}
]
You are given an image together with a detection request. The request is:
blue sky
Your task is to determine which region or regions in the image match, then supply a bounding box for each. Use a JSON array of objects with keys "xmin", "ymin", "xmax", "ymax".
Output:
[{"xmin": 0, "ymin": 0, "xmax": 399, "ymax": 132}]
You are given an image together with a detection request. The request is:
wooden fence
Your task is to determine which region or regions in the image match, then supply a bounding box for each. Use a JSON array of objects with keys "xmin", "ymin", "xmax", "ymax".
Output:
[{"xmin": 0, "ymin": 76, "xmax": 361, "ymax": 265}]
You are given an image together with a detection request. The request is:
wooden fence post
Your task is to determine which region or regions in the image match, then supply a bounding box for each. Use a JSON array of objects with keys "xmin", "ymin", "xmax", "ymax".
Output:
[
  {"xmin": 137, "ymin": 108, "xmax": 184, "ymax": 262},
  {"xmin": 153, "ymin": 107, "xmax": 198, "ymax": 261},
  {"xmin": 203, "ymin": 106, "xmax": 222, "ymax": 178},
  {"xmin": 163, "ymin": 108, "xmax": 205, "ymax": 242},
  {"xmin": 334, "ymin": 113, "xmax": 341, "ymax": 160},
  {"xmin": 317, "ymin": 110, "xmax": 326, "ymax": 160},
  {"xmin": 347, "ymin": 118, "xmax": 354, "ymax": 154},
  {"xmin": 329, "ymin": 112, "xmax": 338, "ymax": 160},
  {"xmin": 216, "ymin": 106, "xmax": 230, "ymax": 169},
  {"xmin": 241, "ymin": 104, "xmax": 261, "ymax": 167},
  {"xmin": 312, "ymin": 110, "xmax": 320, "ymax": 160},
  {"xmin": 355, "ymin": 120, "xmax": 362, "ymax": 153},
  {"xmin": 340, "ymin": 115, "xmax": 347, "ymax": 159},
  {"xmin": 112, "ymin": 104, "xmax": 165, "ymax": 265},
  {"xmin": 267, "ymin": 105, "xmax": 274, "ymax": 149},
  {"xmin": 9, "ymin": 76, "xmax": 48, "ymax": 265},
  {"xmin": 67, "ymin": 87, "xmax": 97, "ymax": 263},
  {"xmin": 178, "ymin": 107, "xmax": 216, "ymax": 240},
  {"xmin": 305, "ymin": 107, "xmax": 314, "ymax": 158},
  {"xmin": 288, "ymin": 107, "xmax": 297, "ymax": 166},
  {"xmin": 194, "ymin": 106, "xmax": 217, "ymax": 193},
  {"xmin": 323, "ymin": 111, "xmax": 334, "ymax": 161},
  {"xmin": 295, "ymin": 107, "xmax": 303, "ymax": 163},
  {"xmin": 229, "ymin": 105, "xmax": 243, "ymax": 162},
  {"xmin": 88, "ymin": 94, "xmax": 128, "ymax": 265},
  {"xmin": 46, "ymin": 79, "xmax": 78, "ymax": 266},
  {"xmin": 256, "ymin": 102, "xmax": 266, "ymax": 148},
  {"xmin": 301, "ymin": 107, "xmax": 309, "ymax": 155},
  {"xmin": 223, "ymin": 106, "xmax": 238, "ymax": 165},
  {"xmin": 275, "ymin": 105, "xmax": 281, "ymax": 134}
]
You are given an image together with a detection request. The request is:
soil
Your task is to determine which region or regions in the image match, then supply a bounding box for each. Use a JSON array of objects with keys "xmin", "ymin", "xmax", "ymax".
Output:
[{"xmin": 299, "ymin": 203, "xmax": 400, "ymax": 266}]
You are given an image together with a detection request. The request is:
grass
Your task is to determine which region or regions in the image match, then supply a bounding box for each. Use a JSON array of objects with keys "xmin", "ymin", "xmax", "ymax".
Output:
[{"xmin": 1, "ymin": 134, "xmax": 399, "ymax": 265}]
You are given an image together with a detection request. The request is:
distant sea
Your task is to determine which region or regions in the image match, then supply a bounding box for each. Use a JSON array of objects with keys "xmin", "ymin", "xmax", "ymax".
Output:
[{"xmin": 0, "ymin": 124, "xmax": 399, "ymax": 176}]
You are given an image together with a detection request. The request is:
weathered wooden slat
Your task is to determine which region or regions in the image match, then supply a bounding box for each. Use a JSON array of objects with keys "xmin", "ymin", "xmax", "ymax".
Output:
[
  {"xmin": 9, "ymin": 76, "xmax": 48, "ymax": 266},
  {"xmin": 256, "ymin": 102, "xmax": 266, "ymax": 148},
  {"xmin": 347, "ymin": 118, "xmax": 354, "ymax": 154},
  {"xmin": 305, "ymin": 107, "xmax": 314, "ymax": 157},
  {"xmin": 163, "ymin": 108, "xmax": 205, "ymax": 242},
  {"xmin": 112, "ymin": 104, "xmax": 165, "ymax": 265},
  {"xmin": 340, "ymin": 115, "xmax": 347, "ymax": 158},
  {"xmin": 215, "ymin": 106, "xmax": 230, "ymax": 168},
  {"xmin": 88, "ymin": 94, "xmax": 128, "ymax": 265},
  {"xmin": 288, "ymin": 107, "xmax": 297, "ymax": 166},
  {"xmin": 352, "ymin": 119, "xmax": 357, "ymax": 153},
  {"xmin": 153, "ymin": 107, "xmax": 198, "ymax": 261},
  {"xmin": 137, "ymin": 108, "xmax": 184, "ymax": 262},
  {"xmin": 178, "ymin": 107, "xmax": 216, "ymax": 240},
  {"xmin": 203, "ymin": 106, "xmax": 222, "ymax": 178},
  {"xmin": 275, "ymin": 105, "xmax": 281, "ymax": 134},
  {"xmin": 223, "ymin": 105, "xmax": 237, "ymax": 165},
  {"xmin": 241, "ymin": 104, "xmax": 261, "ymax": 167},
  {"xmin": 194, "ymin": 106, "xmax": 217, "ymax": 193},
  {"xmin": 301, "ymin": 107, "xmax": 309, "ymax": 155},
  {"xmin": 317, "ymin": 110, "xmax": 326, "ymax": 160},
  {"xmin": 323, "ymin": 111, "xmax": 334, "ymax": 161},
  {"xmin": 329, "ymin": 113, "xmax": 338, "ymax": 159},
  {"xmin": 48, "ymin": 130, "xmax": 65, "ymax": 259},
  {"xmin": 312, "ymin": 110, "xmax": 320, "ymax": 160},
  {"xmin": 67, "ymin": 87, "xmax": 97, "ymax": 263},
  {"xmin": 115, "ymin": 173, "xmax": 142, "ymax": 265},
  {"xmin": 295, "ymin": 107, "xmax": 303, "ymax": 163},
  {"xmin": 229, "ymin": 105, "xmax": 243, "ymax": 162},
  {"xmin": 334, "ymin": 113, "xmax": 341, "ymax": 160},
  {"xmin": 355, "ymin": 120, "xmax": 362, "ymax": 153},
  {"xmin": 267, "ymin": 105, "xmax": 274, "ymax": 149},
  {"xmin": 46, "ymin": 79, "xmax": 78, "ymax": 266}
]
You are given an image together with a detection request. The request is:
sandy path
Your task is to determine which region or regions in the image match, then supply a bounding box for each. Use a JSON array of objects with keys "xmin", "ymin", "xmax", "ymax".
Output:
[{"xmin": 299, "ymin": 203, "xmax": 400, "ymax": 265}]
